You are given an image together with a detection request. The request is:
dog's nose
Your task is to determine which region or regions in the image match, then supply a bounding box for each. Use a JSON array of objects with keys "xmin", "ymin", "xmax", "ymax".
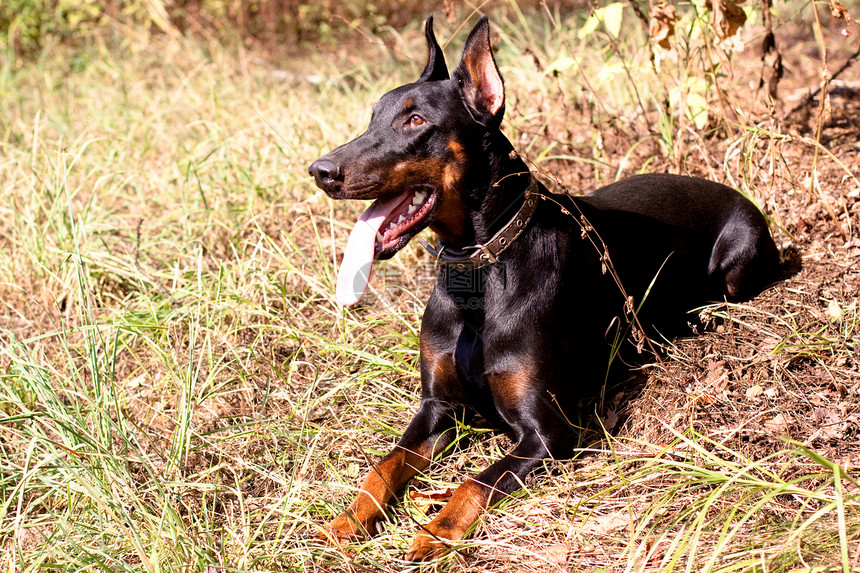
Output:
[{"xmin": 308, "ymin": 158, "xmax": 343, "ymax": 191}]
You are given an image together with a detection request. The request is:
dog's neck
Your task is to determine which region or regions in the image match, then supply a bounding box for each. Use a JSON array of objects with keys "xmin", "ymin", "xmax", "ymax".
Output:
[
  {"xmin": 428, "ymin": 131, "xmax": 533, "ymax": 253},
  {"xmin": 473, "ymin": 132, "xmax": 532, "ymax": 245}
]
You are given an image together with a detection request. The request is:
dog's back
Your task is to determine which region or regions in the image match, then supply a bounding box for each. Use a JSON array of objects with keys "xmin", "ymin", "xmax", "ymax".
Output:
[{"xmin": 580, "ymin": 173, "xmax": 779, "ymax": 300}]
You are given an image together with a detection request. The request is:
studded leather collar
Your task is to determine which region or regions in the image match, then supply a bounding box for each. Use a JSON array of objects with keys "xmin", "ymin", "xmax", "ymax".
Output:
[{"xmin": 419, "ymin": 176, "xmax": 540, "ymax": 270}]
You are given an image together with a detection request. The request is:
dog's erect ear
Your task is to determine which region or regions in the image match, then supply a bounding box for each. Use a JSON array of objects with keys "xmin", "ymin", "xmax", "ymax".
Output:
[
  {"xmin": 453, "ymin": 16, "xmax": 504, "ymax": 125},
  {"xmin": 418, "ymin": 15, "xmax": 449, "ymax": 82}
]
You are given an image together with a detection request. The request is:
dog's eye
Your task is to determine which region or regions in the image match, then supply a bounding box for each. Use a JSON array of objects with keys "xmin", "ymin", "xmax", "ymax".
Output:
[{"xmin": 409, "ymin": 114, "xmax": 425, "ymax": 127}]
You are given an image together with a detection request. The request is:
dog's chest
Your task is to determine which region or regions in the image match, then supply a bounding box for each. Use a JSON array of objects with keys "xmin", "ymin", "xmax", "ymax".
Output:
[{"xmin": 437, "ymin": 266, "xmax": 537, "ymax": 401}]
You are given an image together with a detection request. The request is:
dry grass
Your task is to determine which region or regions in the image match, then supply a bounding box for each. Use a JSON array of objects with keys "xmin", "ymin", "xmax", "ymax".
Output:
[{"xmin": 0, "ymin": 2, "xmax": 859, "ymax": 571}]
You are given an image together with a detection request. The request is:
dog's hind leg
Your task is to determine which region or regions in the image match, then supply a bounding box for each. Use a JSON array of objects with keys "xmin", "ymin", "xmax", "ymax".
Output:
[{"xmin": 708, "ymin": 213, "xmax": 779, "ymax": 300}]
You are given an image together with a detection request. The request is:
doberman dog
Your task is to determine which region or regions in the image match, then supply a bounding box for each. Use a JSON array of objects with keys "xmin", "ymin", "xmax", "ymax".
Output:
[{"xmin": 308, "ymin": 15, "xmax": 779, "ymax": 561}]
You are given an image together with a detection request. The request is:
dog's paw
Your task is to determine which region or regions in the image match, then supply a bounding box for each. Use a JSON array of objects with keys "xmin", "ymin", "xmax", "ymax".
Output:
[
  {"xmin": 315, "ymin": 511, "xmax": 377, "ymax": 549},
  {"xmin": 404, "ymin": 532, "xmax": 459, "ymax": 562},
  {"xmin": 404, "ymin": 535, "xmax": 444, "ymax": 562}
]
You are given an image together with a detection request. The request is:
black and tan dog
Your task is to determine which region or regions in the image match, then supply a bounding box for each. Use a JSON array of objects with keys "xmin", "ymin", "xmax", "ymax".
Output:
[{"xmin": 308, "ymin": 16, "xmax": 779, "ymax": 561}]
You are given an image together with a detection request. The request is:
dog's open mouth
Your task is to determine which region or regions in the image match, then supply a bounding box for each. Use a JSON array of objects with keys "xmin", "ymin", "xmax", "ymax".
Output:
[
  {"xmin": 375, "ymin": 188, "xmax": 435, "ymax": 257},
  {"xmin": 336, "ymin": 188, "xmax": 436, "ymax": 305}
]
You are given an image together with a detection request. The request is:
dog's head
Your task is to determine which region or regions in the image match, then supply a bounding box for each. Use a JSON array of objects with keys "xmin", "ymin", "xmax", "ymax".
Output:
[{"xmin": 308, "ymin": 16, "xmax": 505, "ymax": 304}]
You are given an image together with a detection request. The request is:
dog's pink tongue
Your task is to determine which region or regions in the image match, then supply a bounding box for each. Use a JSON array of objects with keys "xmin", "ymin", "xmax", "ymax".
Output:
[{"xmin": 335, "ymin": 195, "xmax": 401, "ymax": 306}]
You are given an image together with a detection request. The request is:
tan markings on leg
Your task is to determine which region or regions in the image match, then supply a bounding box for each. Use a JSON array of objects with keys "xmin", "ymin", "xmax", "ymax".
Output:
[
  {"xmin": 321, "ymin": 443, "xmax": 433, "ymax": 547},
  {"xmin": 405, "ymin": 478, "xmax": 491, "ymax": 561},
  {"xmin": 419, "ymin": 329, "xmax": 469, "ymax": 403},
  {"xmin": 487, "ymin": 363, "xmax": 535, "ymax": 410},
  {"xmin": 421, "ymin": 333, "xmax": 455, "ymax": 379}
]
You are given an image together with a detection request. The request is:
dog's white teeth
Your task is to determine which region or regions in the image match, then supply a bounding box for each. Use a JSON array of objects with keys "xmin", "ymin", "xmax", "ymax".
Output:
[
  {"xmin": 408, "ymin": 205, "xmax": 417, "ymax": 215},
  {"xmin": 412, "ymin": 191, "xmax": 427, "ymax": 205},
  {"xmin": 397, "ymin": 215, "xmax": 407, "ymax": 224}
]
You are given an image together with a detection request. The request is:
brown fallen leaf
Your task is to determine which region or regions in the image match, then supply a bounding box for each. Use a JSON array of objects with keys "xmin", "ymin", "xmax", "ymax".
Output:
[
  {"xmin": 812, "ymin": 407, "xmax": 843, "ymax": 440},
  {"xmin": 705, "ymin": 359, "xmax": 729, "ymax": 391},
  {"xmin": 745, "ymin": 384, "xmax": 763, "ymax": 398},
  {"xmin": 710, "ymin": 0, "xmax": 747, "ymax": 43},
  {"xmin": 649, "ymin": 1, "xmax": 677, "ymax": 49},
  {"xmin": 764, "ymin": 413, "xmax": 794, "ymax": 433},
  {"xmin": 694, "ymin": 392, "xmax": 718, "ymax": 405},
  {"xmin": 601, "ymin": 409, "xmax": 619, "ymax": 432},
  {"xmin": 829, "ymin": 0, "xmax": 853, "ymax": 22},
  {"xmin": 410, "ymin": 487, "xmax": 455, "ymax": 514}
]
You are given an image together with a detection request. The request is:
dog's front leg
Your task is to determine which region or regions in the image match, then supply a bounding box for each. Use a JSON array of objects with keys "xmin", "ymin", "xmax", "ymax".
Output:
[
  {"xmin": 320, "ymin": 398, "xmax": 460, "ymax": 548},
  {"xmin": 404, "ymin": 431, "xmax": 552, "ymax": 561}
]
